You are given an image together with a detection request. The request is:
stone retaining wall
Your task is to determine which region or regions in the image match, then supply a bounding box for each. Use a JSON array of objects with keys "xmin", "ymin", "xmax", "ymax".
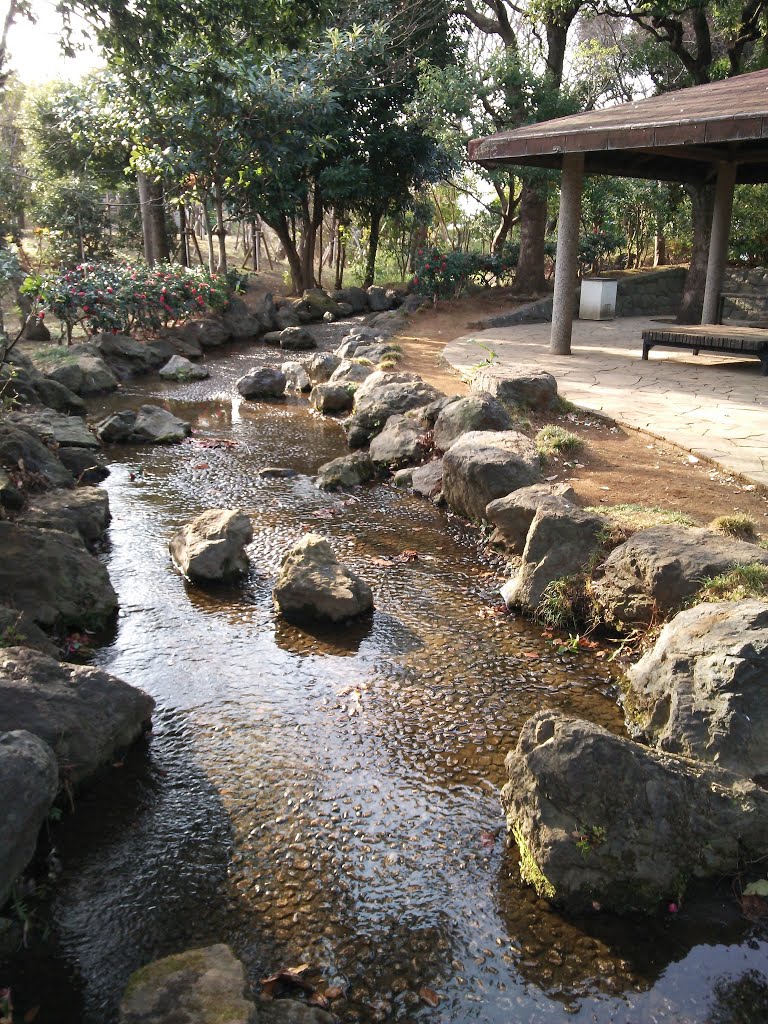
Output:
[{"xmin": 721, "ymin": 265, "xmax": 768, "ymax": 321}]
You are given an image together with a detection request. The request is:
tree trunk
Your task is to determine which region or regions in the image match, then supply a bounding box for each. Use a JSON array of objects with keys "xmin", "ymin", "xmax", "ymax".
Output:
[
  {"xmin": 178, "ymin": 204, "xmax": 189, "ymax": 266},
  {"xmin": 363, "ymin": 209, "xmax": 382, "ymax": 289},
  {"xmin": 513, "ymin": 183, "xmax": 548, "ymax": 295},
  {"xmin": 271, "ymin": 214, "xmax": 307, "ymax": 293},
  {"xmin": 137, "ymin": 173, "xmax": 169, "ymax": 265},
  {"xmin": 251, "ymin": 219, "xmax": 260, "ymax": 272},
  {"xmin": 213, "ymin": 179, "xmax": 228, "ymax": 274},
  {"xmin": 202, "ymin": 201, "xmax": 216, "ymax": 272},
  {"xmin": 677, "ymin": 182, "xmax": 715, "ymax": 323},
  {"xmin": 137, "ymin": 172, "xmax": 154, "ymax": 263}
]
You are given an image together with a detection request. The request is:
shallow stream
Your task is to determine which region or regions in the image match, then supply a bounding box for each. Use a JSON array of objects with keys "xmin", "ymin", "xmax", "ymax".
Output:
[{"xmin": 5, "ymin": 325, "xmax": 768, "ymax": 1022}]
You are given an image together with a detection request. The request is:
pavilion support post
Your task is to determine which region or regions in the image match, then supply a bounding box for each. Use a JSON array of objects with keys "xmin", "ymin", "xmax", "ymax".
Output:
[
  {"xmin": 550, "ymin": 152, "xmax": 584, "ymax": 356},
  {"xmin": 701, "ymin": 161, "xmax": 737, "ymax": 325}
]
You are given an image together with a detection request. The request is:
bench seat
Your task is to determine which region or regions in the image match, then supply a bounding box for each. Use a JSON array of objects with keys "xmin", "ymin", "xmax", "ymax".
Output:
[{"xmin": 642, "ymin": 326, "xmax": 768, "ymax": 375}]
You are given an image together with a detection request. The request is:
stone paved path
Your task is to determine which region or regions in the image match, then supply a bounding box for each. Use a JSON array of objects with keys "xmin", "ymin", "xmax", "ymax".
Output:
[{"xmin": 442, "ymin": 316, "xmax": 768, "ymax": 487}]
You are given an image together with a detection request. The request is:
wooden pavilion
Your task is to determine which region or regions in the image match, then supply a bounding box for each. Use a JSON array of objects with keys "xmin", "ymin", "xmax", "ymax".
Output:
[{"xmin": 469, "ymin": 69, "xmax": 768, "ymax": 357}]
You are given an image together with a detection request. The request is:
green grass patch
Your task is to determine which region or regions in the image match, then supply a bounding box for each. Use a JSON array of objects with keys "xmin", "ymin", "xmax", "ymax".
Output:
[
  {"xmin": 709, "ymin": 513, "xmax": 759, "ymax": 541},
  {"xmin": 31, "ymin": 346, "xmax": 74, "ymax": 368},
  {"xmin": 695, "ymin": 563, "xmax": 768, "ymax": 602},
  {"xmin": 377, "ymin": 356, "xmax": 399, "ymax": 370},
  {"xmin": 586, "ymin": 503, "xmax": 696, "ymax": 532},
  {"xmin": 535, "ymin": 425, "xmax": 585, "ymax": 459},
  {"xmin": 536, "ymin": 575, "xmax": 584, "ymax": 631}
]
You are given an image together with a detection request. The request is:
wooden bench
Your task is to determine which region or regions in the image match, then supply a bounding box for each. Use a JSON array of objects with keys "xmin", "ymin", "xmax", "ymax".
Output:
[{"xmin": 641, "ymin": 325, "xmax": 768, "ymax": 375}]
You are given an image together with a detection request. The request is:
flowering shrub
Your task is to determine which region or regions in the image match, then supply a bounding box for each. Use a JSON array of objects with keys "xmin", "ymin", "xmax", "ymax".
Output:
[
  {"xmin": 577, "ymin": 227, "xmax": 626, "ymax": 274},
  {"xmin": 411, "ymin": 246, "xmax": 516, "ymax": 300},
  {"xmin": 21, "ymin": 261, "xmax": 243, "ymax": 344}
]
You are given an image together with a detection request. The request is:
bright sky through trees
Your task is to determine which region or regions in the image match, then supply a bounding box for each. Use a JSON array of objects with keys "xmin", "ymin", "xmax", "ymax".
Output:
[{"xmin": 6, "ymin": 0, "xmax": 102, "ymax": 83}]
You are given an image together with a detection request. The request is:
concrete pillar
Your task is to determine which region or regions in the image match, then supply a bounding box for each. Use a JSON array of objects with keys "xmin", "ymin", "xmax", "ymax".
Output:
[
  {"xmin": 550, "ymin": 152, "xmax": 585, "ymax": 355},
  {"xmin": 701, "ymin": 161, "xmax": 737, "ymax": 325}
]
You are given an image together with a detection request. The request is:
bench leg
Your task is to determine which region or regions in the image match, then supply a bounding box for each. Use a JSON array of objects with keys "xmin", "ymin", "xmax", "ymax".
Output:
[
  {"xmin": 642, "ymin": 341, "xmax": 651, "ymax": 361},
  {"xmin": 761, "ymin": 352, "xmax": 768, "ymax": 376}
]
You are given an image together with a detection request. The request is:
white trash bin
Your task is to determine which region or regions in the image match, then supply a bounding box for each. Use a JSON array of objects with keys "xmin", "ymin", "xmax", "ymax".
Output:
[{"xmin": 579, "ymin": 278, "xmax": 618, "ymax": 320}]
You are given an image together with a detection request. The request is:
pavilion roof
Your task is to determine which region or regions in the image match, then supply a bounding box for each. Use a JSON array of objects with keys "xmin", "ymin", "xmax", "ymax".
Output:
[{"xmin": 469, "ymin": 69, "xmax": 768, "ymax": 184}]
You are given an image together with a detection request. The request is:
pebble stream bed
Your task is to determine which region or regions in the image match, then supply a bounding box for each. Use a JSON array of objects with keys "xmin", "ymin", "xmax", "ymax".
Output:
[{"xmin": 4, "ymin": 322, "xmax": 768, "ymax": 1023}]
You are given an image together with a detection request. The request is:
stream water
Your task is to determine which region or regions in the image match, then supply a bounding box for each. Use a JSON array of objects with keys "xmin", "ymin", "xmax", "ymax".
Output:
[{"xmin": 4, "ymin": 323, "xmax": 768, "ymax": 1023}]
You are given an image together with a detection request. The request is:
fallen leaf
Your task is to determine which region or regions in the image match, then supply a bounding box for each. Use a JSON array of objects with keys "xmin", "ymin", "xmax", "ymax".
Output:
[
  {"xmin": 370, "ymin": 557, "xmax": 393, "ymax": 567},
  {"xmin": 324, "ymin": 986, "xmax": 345, "ymax": 1000},
  {"xmin": 312, "ymin": 508, "xmax": 336, "ymax": 519},
  {"xmin": 480, "ymin": 830, "xmax": 497, "ymax": 848},
  {"xmin": 521, "ymin": 652, "xmax": 539, "ymax": 660},
  {"xmin": 192, "ymin": 463, "xmax": 209, "ymax": 470},
  {"xmin": 398, "ymin": 549, "xmax": 420, "ymax": 562},
  {"xmin": 260, "ymin": 964, "xmax": 314, "ymax": 999},
  {"xmin": 419, "ymin": 987, "xmax": 440, "ymax": 1008},
  {"xmin": 308, "ymin": 992, "xmax": 330, "ymax": 1009}
]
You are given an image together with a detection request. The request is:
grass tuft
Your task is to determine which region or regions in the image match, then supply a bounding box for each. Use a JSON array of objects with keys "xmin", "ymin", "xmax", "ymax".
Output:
[
  {"xmin": 587, "ymin": 503, "xmax": 696, "ymax": 532},
  {"xmin": 709, "ymin": 513, "xmax": 758, "ymax": 541},
  {"xmin": 695, "ymin": 563, "xmax": 768, "ymax": 602},
  {"xmin": 535, "ymin": 425, "xmax": 584, "ymax": 459}
]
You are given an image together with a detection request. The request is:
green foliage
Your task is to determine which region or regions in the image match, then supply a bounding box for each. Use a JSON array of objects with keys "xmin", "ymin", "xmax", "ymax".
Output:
[
  {"xmin": 535, "ymin": 425, "xmax": 584, "ymax": 459},
  {"xmin": 29, "ymin": 177, "xmax": 112, "ymax": 264},
  {"xmin": 536, "ymin": 575, "xmax": 584, "ymax": 631},
  {"xmin": 512, "ymin": 821, "xmax": 556, "ymax": 900},
  {"xmin": 411, "ymin": 246, "xmax": 514, "ymax": 299},
  {"xmin": 694, "ymin": 563, "xmax": 768, "ymax": 603},
  {"xmin": 25, "ymin": 260, "xmax": 234, "ymax": 340},
  {"xmin": 575, "ymin": 823, "xmax": 607, "ymax": 858}
]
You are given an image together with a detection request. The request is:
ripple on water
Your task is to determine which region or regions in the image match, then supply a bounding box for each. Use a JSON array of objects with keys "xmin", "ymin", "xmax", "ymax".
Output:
[{"xmin": 6, "ymin": 331, "xmax": 766, "ymax": 1024}]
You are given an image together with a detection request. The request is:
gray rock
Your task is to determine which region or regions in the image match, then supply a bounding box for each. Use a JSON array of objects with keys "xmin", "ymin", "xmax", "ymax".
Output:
[
  {"xmin": 258, "ymin": 467, "xmax": 298, "ymax": 479},
  {"xmin": 178, "ymin": 318, "xmax": 232, "ymax": 349},
  {"xmin": 0, "ymin": 609, "xmax": 59, "ymax": 658},
  {"xmin": 303, "ymin": 353, "xmax": 341, "ymax": 385},
  {"xmin": 392, "ymin": 467, "xmax": 414, "ymax": 488},
  {"xmin": 274, "ymin": 533, "xmax": 373, "ymax": 623},
  {"xmin": 258, "ymin": 1000, "xmax": 335, "ymax": 1024},
  {"xmin": 413, "ymin": 395, "xmax": 461, "ymax": 428},
  {"xmin": 625, "ymin": 600, "xmax": 768, "ymax": 779},
  {"xmin": 335, "ymin": 286, "xmax": 369, "ymax": 313},
  {"xmin": 354, "ymin": 370, "xmax": 422, "ymax": 402},
  {"xmin": 0, "ymin": 730, "xmax": 58, "ymax": 909},
  {"xmin": 302, "ymin": 288, "xmax": 342, "ymax": 319},
  {"xmin": 30, "ymin": 377, "xmax": 86, "ymax": 416},
  {"xmin": 354, "ymin": 342, "xmax": 400, "ymax": 364},
  {"xmin": 367, "ymin": 285, "xmax": 390, "ymax": 311},
  {"xmin": 316, "ymin": 452, "xmax": 374, "ymax": 490},
  {"xmin": 92, "ymin": 333, "xmax": 167, "ymax": 378},
  {"xmin": 8, "ymin": 408, "xmax": 100, "ymax": 449},
  {"xmin": 368, "ymin": 309, "xmax": 406, "ymax": 331},
  {"xmin": 118, "ymin": 944, "xmax": 255, "ymax": 1024},
  {"xmin": 0, "ymin": 468, "xmax": 23, "ymax": 510},
  {"xmin": 369, "ymin": 414, "xmax": 428, "ymax": 469},
  {"xmin": 0, "ymin": 423, "xmax": 73, "ymax": 489},
  {"xmin": 502, "ymin": 709, "xmax": 768, "ymax": 914},
  {"xmin": 310, "ymin": 384, "xmax": 354, "ymax": 414},
  {"xmin": 433, "ymin": 392, "xmax": 512, "ymax": 451},
  {"xmin": 0, "ymin": 521, "xmax": 118, "ymax": 629},
  {"xmin": 262, "ymin": 331, "xmax": 284, "ymax": 346},
  {"xmin": 328, "ymin": 359, "xmax": 375, "ymax": 385},
  {"xmin": 485, "ymin": 483, "xmax": 577, "ymax": 554},
  {"xmin": 274, "ymin": 306, "xmax": 301, "ymax": 330},
  {"xmin": 169, "ymin": 509, "xmax": 253, "ymax": 582},
  {"xmin": 161, "ymin": 328, "xmax": 204, "ymax": 360},
  {"xmin": 336, "ymin": 301, "xmax": 354, "ymax": 317},
  {"xmin": 56, "ymin": 447, "xmax": 109, "ymax": 484},
  {"xmin": 222, "ymin": 296, "xmax": 264, "ymax": 339},
  {"xmin": 0, "ymin": 646, "xmax": 154, "ymax": 786},
  {"xmin": 441, "ymin": 430, "xmax": 541, "ymax": 521},
  {"xmin": 346, "ymin": 377, "xmax": 443, "ymax": 446},
  {"xmin": 44, "ymin": 347, "xmax": 119, "ymax": 395},
  {"xmin": 95, "ymin": 410, "xmax": 138, "ymax": 443},
  {"xmin": 281, "ymin": 361, "xmax": 311, "ymax": 392},
  {"xmin": 26, "ymin": 486, "xmax": 110, "ymax": 546},
  {"xmin": 22, "ymin": 316, "xmax": 51, "ymax": 341},
  {"xmin": 591, "ymin": 526, "xmax": 768, "ymax": 626},
  {"xmin": 472, "ymin": 367, "xmax": 558, "ymax": 410},
  {"xmin": 159, "ymin": 355, "xmax": 210, "ymax": 381},
  {"xmin": 279, "ymin": 327, "xmax": 317, "ymax": 351},
  {"xmin": 500, "ymin": 505, "xmax": 606, "ymax": 612},
  {"xmin": 237, "ymin": 367, "xmax": 287, "ymax": 400},
  {"xmin": 411, "ymin": 459, "xmax": 443, "ymax": 499},
  {"xmin": 130, "ymin": 406, "xmax": 191, "ymax": 444}
]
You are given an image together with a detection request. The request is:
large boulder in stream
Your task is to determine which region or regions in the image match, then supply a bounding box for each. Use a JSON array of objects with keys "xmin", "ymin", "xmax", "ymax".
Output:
[
  {"xmin": 170, "ymin": 509, "xmax": 253, "ymax": 582},
  {"xmin": 273, "ymin": 533, "xmax": 373, "ymax": 623},
  {"xmin": 368, "ymin": 414, "xmax": 428, "ymax": 469},
  {"xmin": 0, "ymin": 646, "xmax": 155, "ymax": 787},
  {"xmin": 345, "ymin": 375, "xmax": 443, "ymax": 446},
  {"xmin": 503, "ymin": 709, "xmax": 768, "ymax": 915},
  {"xmin": 92, "ymin": 332, "xmax": 169, "ymax": 378},
  {"xmin": 159, "ymin": 355, "xmax": 210, "ymax": 381},
  {"xmin": 0, "ymin": 730, "xmax": 59, "ymax": 909},
  {"xmin": 485, "ymin": 483, "xmax": 576, "ymax": 553},
  {"xmin": 178, "ymin": 318, "xmax": 232, "ymax": 349},
  {"xmin": 25, "ymin": 486, "xmax": 111, "ymax": 546},
  {"xmin": 7, "ymin": 408, "xmax": 100, "ymax": 450},
  {"xmin": 0, "ymin": 521, "xmax": 117, "ymax": 630},
  {"xmin": 310, "ymin": 384, "xmax": 354, "ymax": 414},
  {"xmin": 441, "ymin": 430, "xmax": 541, "ymax": 522},
  {"xmin": 96, "ymin": 405, "xmax": 191, "ymax": 444},
  {"xmin": 624, "ymin": 600, "xmax": 768, "ymax": 780},
  {"xmin": 500, "ymin": 504, "xmax": 607, "ymax": 614},
  {"xmin": 591, "ymin": 525, "xmax": 768, "ymax": 626},
  {"xmin": 237, "ymin": 367, "xmax": 286, "ymax": 400},
  {"xmin": 316, "ymin": 452, "xmax": 374, "ymax": 490},
  {"xmin": 118, "ymin": 944, "xmax": 336, "ymax": 1024}
]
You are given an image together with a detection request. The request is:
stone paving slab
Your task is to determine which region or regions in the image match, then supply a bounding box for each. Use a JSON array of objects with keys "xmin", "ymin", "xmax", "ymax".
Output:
[{"xmin": 442, "ymin": 316, "xmax": 768, "ymax": 487}]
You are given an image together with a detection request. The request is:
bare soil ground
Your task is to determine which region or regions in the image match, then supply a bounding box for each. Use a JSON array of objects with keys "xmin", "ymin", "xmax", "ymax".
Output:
[{"xmin": 392, "ymin": 290, "xmax": 768, "ymax": 538}]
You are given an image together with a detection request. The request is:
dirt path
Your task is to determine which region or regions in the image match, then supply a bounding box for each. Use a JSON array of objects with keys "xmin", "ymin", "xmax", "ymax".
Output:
[{"xmin": 393, "ymin": 291, "xmax": 768, "ymax": 535}]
